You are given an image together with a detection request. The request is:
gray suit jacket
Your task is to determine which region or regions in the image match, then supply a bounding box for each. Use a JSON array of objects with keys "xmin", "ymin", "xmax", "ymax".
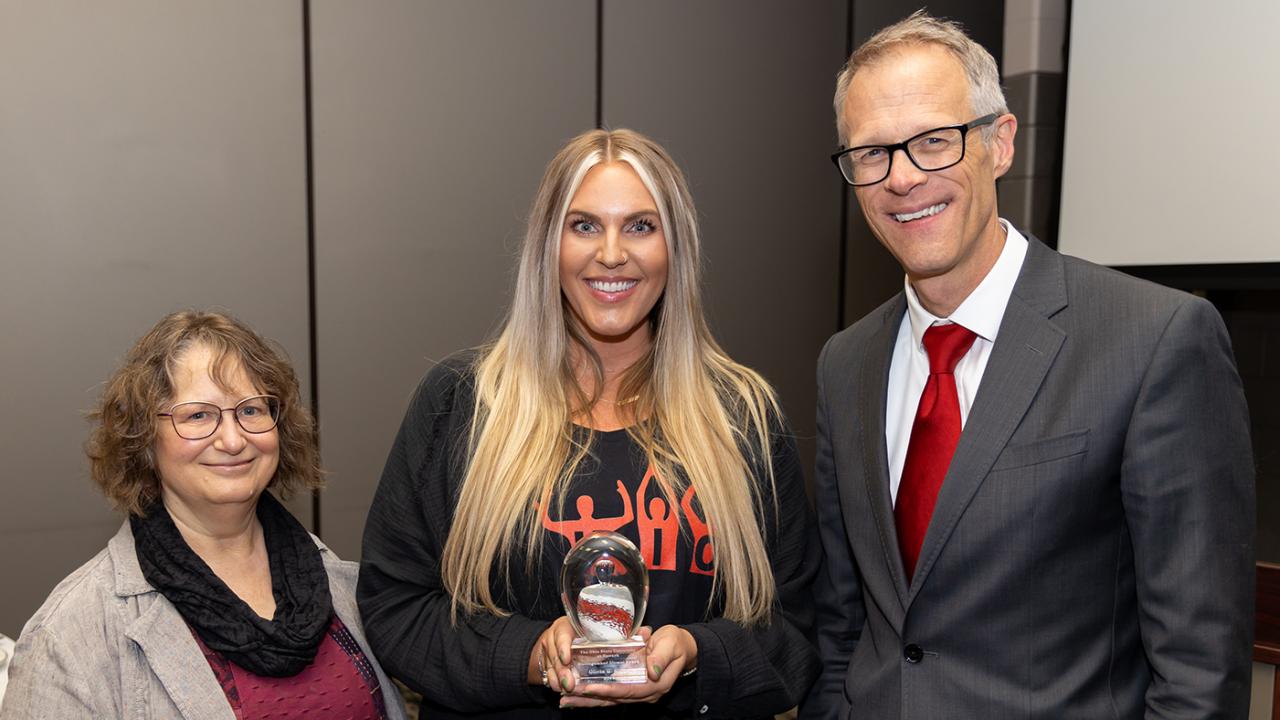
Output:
[
  {"xmin": 0, "ymin": 521, "xmax": 408, "ymax": 720},
  {"xmin": 803, "ymin": 238, "xmax": 1255, "ymax": 719}
]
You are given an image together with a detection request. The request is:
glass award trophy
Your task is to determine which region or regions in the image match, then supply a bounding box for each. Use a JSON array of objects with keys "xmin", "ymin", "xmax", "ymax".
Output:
[{"xmin": 560, "ymin": 531, "xmax": 650, "ymax": 684}]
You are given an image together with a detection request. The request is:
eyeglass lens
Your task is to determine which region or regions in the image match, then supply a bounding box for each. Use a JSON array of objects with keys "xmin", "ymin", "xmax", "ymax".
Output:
[
  {"xmin": 168, "ymin": 396, "xmax": 280, "ymax": 439},
  {"xmin": 839, "ymin": 127, "xmax": 966, "ymax": 185}
]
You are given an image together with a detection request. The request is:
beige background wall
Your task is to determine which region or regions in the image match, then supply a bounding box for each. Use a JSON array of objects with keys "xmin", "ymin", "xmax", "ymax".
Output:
[
  {"xmin": 602, "ymin": 0, "xmax": 846, "ymax": 481},
  {"xmin": 0, "ymin": 0, "xmax": 313, "ymax": 638},
  {"xmin": 309, "ymin": 0, "xmax": 598, "ymax": 559},
  {"xmin": 1251, "ymin": 663, "xmax": 1276, "ymax": 720},
  {"xmin": 0, "ymin": 1, "xmax": 856, "ymax": 634}
]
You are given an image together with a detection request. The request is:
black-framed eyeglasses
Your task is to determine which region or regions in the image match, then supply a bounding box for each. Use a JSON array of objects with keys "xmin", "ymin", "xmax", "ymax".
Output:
[
  {"xmin": 831, "ymin": 114, "xmax": 999, "ymax": 186},
  {"xmin": 157, "ymin": 395, "xmax": 282, "ymax": 440}
]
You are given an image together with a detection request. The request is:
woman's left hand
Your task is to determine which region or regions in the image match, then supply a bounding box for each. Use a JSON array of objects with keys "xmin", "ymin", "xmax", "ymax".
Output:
[{"xmin": 559, "ymin": 625, "xmax": 698, "ymax": 708}]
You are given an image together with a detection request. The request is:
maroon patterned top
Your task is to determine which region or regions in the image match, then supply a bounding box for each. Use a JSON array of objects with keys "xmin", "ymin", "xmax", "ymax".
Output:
[{"xmin": 192, "ymin": 615, "xmax": 388, "ymax": 720}]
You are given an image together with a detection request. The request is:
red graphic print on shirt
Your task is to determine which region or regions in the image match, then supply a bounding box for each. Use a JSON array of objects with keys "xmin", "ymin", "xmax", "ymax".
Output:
[
  {"xmin": 539, "ymin": 465, "xmax": 715, "ymax": 575},
  {"xmin": 636, "ymin": 467, "xmax": 679, "ymax": 571},
  {"xmin": 539, "ymin": 480, "xmax": 635, "ymax": 545},
  {"xmin": 681, "ymin": 486, "xmax": 715, "ymax": 576}
]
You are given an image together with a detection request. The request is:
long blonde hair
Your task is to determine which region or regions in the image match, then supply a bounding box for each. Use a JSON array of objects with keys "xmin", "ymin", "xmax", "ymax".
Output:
[{"xmin": 441, "ymin": 129, "xmax": 781, "ymax": 626}]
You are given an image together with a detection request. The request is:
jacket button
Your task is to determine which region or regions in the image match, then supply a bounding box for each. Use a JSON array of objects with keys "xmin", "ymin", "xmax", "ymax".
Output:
[{"xmin": 904, "ymin": 644, "xmax": 924, "ymax": 663}]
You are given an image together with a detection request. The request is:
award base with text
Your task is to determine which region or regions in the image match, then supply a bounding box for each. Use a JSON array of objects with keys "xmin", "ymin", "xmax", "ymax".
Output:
[{"xmin": 570, "ymin": 636, "xmax": 648, "ymax": 684}]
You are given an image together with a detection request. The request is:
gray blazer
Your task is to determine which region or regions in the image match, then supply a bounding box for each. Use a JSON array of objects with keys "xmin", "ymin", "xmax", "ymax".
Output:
[
  {"xmin": 0, "ymin": 522, "xmax": 407, "ymax": 720},
  {"xmin": 804, "ymin": 237, "xmax": 1255, "ymax": 719}
]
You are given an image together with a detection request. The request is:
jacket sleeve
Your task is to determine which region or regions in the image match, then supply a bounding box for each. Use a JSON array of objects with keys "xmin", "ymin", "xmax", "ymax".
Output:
[
  {"xmin": 0, "ymin": 627, "xmax": 106, "ymax": 719},
  {"xmin": 800, "ymin": 336, "xmax": 864, "ymax": 720},
  {"xmin": 356, "ymin": 359, "xmax": 551, "ymax": 712},
  {"xmin": 1121, "ymin": 297, "xmax": 1255, "ymax": 718},
  {"xmin": 672, "ymin": 414, "xmax": 823, "ymax": 719}
]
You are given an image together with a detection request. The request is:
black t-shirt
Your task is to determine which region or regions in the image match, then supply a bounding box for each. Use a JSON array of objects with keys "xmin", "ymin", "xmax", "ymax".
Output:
[
  {"xmin": 360, "ymin": 355, "xmax": 821, "ymax": 719},
  {"xmin": 537, "ymin": 428, "xmax": 716, "ymax": 631}
]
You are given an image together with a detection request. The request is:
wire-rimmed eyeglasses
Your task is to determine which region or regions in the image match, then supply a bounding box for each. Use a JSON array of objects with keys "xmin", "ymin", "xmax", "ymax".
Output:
[
  {"xmin": 831, "ymin": 114, "xmax": 998, "ymax": 186},
  {"xmin": 157, "ymin": 395, "xmax": 282, "ymax": 440}
]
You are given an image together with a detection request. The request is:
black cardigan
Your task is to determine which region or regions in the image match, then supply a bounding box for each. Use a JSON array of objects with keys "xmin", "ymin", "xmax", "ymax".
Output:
[{"xmin": 356, "ymin": 354, "xmax": 821, "ymax": 719}]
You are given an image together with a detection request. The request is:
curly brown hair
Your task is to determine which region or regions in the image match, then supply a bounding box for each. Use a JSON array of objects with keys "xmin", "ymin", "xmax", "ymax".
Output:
[{"xmin": 86, "ymin": 310, "xmax": 322, "ymax": 516}]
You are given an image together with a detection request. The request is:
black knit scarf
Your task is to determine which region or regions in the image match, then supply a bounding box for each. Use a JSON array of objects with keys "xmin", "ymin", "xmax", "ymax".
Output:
[{"xmin": 130, "ymin": 491, "xmax": 333, "ymax": 677}]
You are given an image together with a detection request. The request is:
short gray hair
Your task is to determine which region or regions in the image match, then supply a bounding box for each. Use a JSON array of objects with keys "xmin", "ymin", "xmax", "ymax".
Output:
[{"xmin": 833, "ymin": 10, "xmax": 1008, "ymax": 143}]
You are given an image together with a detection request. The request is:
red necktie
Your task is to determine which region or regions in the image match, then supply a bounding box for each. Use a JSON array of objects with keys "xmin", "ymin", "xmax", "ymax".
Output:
[{"xmin": 895, "ymin": 323, "xmax": 977, "ymax": 581}]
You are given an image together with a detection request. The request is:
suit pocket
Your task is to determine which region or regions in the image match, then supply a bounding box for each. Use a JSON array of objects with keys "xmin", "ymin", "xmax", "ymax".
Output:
[{"xmin": 990, "ymin": 429, "xmax": 1089, "ymax": 471}]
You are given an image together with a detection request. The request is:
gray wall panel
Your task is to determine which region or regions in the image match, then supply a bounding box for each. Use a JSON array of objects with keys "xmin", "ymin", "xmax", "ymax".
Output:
[
  {"xmin": 0, "ymin": 1, "xmax": 310, "ymax": 636},
  {"xmin": 311, "ymin": 1, "xmax": 595, "ymax": 559},
  {"xmin": 602, "ymin": 0, "xmax": 847, "ymax": 468}
]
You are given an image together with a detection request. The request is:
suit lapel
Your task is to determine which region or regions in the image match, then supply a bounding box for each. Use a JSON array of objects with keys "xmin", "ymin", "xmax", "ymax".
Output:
[
  {"xmin": 851, "ymin": 295, "xmax": 913, "ymax": 609},
  {"xmin": 109, "ymin": 522, "xmax": 234, "ymax": 720},
  {"xmin": 124, "ymin": 591, "xmax": 236, "ymax": 720},
  {"xmin": 905, "ymin": 238, "xmax": 1068, "ymax": 605}
]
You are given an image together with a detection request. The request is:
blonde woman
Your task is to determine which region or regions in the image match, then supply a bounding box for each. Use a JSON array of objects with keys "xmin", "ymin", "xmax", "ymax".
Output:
[{"xmin": 357, "ymin": 129, "xmax": 820, "ymax": 719}]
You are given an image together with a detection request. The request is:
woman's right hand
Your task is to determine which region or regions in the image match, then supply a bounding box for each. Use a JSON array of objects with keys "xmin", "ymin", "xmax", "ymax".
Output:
[
  {"xmin": 557, "ymin": 625, "xmax": 689, "ymax": 709},
  {"xmin": 529, "ymin": 616, "xmax": 579, "ymax": 693}
]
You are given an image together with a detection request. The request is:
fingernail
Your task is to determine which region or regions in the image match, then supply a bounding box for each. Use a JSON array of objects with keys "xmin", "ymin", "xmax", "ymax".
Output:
[
  {"xmin": 652, "ymin": 663, "xmax": 663, "ymax": 676},
  {"xmin": 560, "ymin": 651, "xmax": 568, "ymax": 664}
]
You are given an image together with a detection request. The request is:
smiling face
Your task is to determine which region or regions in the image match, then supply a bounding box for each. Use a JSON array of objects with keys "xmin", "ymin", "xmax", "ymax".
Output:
[
  {"xmin": 843, "ymin": 44, "xmax": 1015, "ymax": 312},
  {"xmin": 153, "ymin": 343, "xmax": 279, "ymax": 520},
  {"xmin": 558, "ymin": 161, "xmax": 669, "ymax": 355}
]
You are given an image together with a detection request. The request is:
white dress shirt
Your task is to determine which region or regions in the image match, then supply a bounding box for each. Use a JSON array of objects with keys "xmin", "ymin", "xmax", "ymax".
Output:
[{"xmin": 886, "ymin": 221, "xmax": 1029, "ymax": 504}]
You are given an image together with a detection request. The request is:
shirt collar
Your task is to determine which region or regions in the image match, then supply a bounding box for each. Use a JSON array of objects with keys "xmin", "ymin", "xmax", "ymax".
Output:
[
  {"xmin": 903, "ymin": 220, "xmax": 1029, "ymax": 349},
  {"xmin": 108, "ymin": 520, "xmax": 153, "ymax": 597}
]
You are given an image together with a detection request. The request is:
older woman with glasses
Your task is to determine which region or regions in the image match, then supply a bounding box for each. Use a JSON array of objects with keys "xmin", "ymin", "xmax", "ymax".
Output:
[{"xmin": 0, "ymin": 310, "xmax": 405, "ymax": 720}]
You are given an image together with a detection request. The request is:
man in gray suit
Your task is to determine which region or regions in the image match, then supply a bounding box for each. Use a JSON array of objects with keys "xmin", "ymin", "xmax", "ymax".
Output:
[{"xmin": 803, "ymin": 12, "xmax": 1255, "ymax": 719}]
